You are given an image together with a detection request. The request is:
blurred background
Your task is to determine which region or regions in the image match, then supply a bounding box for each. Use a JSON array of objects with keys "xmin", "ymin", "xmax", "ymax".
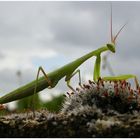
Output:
[{"xmin": 0, "ymin": 1, "xmax": 140, "ymax": 112}]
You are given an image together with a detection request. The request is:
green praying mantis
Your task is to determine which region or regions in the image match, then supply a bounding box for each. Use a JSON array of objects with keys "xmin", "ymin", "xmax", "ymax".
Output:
[{"xmin": 0, "ymin": 6, "xmax": 139, "ymax": 109}]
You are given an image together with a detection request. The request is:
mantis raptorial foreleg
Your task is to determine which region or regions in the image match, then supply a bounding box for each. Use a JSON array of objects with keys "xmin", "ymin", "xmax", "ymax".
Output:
[
  {"xmin": 102, "ymin": 52, "xmax": 115, "ymax": 76},
  {"xmin": 66, "ymin": 69, "xmax": 82, "ymax": 92},
  {"xmin": 94, "ymin": 54, "xmax": 101, "ymax": 81},
  {"xmin": 102, "ymin": 75, "xmax": 139, "ymax": 89}
]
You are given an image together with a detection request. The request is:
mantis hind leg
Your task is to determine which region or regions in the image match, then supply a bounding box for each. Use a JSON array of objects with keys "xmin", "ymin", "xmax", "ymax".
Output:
[
  {"xmin": 65, "ymin": 69, "xmax": 82, "ymax": 92},
  {"xmin": 31, "ymin": 66, "xmax": 53, "ymax": 118}
]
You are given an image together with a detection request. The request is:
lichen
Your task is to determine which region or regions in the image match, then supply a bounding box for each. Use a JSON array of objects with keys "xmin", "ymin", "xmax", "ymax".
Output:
[{"xmin": 62, "ymin": 79, "xmax": 140, "ymax": 114}]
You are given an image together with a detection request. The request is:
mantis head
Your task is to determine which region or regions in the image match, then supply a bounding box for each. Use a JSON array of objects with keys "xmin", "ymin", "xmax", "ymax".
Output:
[
  {"xmin": 107, "ymin": 5, "xmax": 127, "ymax": 53},
  {"xmin": 107, "ymin": 43, "xmax": 115, "ymax": 53}
]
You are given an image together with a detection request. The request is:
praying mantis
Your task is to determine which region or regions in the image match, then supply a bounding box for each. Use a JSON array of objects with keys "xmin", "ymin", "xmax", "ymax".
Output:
[{"xmin": 0, "ymin": 6, "xmax": 139, "ymax": 108}]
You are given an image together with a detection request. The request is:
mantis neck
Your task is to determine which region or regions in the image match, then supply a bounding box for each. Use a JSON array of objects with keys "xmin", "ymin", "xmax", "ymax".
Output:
[
  {"xmin": 53, "ymin": 45, "xmax": 109, "ymax": 79},
  {"xmin": 83, "ymin": 45, "xmax": 108, "ymax": 59}
]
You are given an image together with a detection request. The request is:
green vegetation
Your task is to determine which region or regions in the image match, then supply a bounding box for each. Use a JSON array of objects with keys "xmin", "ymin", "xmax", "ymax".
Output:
[
  {"xmin": 16, "ymin": 93, "xmax": 64, "ymax": 113},
  {"xmin": 42, "ymin": 95, "xmax": 64, "ymax": 112},
  {"xmin": 17, "ymin": 93, "xmax": 41, "ymax": 111}
]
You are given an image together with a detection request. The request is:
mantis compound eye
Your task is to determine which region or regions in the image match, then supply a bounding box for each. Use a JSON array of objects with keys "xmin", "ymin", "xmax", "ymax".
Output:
[{"xmin": 107, "ymin": 43, "xmax": 116, "ymax": 53}]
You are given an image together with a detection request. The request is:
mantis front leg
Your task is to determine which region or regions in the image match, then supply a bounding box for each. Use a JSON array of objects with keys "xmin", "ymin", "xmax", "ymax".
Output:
[
  {"xmin": 93, "ymin": 53, "xmax": 139, "ymax": 89},
  {"xmin": 94, "ymin": 54, "xmax": 101, "ymax": 82},
  {"xmin": 102, "ymin": 74, "xmax": 139, "ymax": 89},
  {"xmin": 65, "ymin": 69, "xmax": 82, "ymax": 92}
]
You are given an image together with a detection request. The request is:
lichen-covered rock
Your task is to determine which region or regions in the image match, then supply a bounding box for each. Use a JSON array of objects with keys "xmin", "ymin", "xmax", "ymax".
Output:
[{"xmin": 0, "ymin": 79, "xmax": 140, "ymax": 138}]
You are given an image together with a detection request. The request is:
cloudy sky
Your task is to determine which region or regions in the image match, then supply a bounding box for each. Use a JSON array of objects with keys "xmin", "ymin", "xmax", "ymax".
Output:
[{"xmin": 0, "ymin": 1, "xmax": 140, "ymax": 107}]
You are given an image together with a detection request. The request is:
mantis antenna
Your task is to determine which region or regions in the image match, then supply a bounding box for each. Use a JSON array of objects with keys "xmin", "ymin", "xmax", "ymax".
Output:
[
  {"xmin": 102, "ymin": 4, "xmax": 127, "ymax": 76},
  {"xmin": 110, "ymin": 4, "xmax": 127, "ymax": 45}
]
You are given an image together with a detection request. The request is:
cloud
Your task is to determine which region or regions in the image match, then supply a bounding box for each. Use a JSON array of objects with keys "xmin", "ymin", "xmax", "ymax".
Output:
[
  {"xmin": 0, "ymin": 46, "xmax": 57, "ymax": 70},
  {"xmin": 49, "ymin": 9, "xmax": 97, "ymax": 46}
]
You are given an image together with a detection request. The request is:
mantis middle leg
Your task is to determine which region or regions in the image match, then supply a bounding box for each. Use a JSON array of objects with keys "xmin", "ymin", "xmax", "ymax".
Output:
[{"xmin": 65, "ymin": 69, "xmax": 82, "ymax": 92}]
